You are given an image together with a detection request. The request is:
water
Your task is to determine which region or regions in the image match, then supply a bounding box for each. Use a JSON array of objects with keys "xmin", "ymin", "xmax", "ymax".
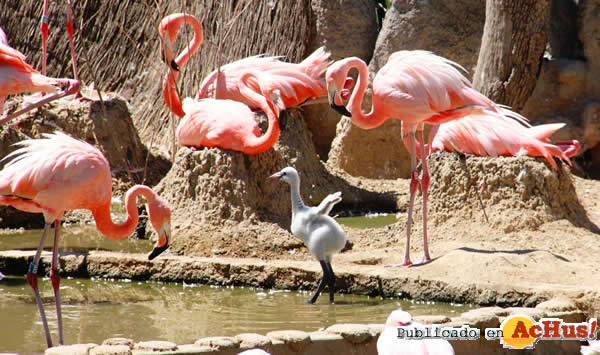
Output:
[
  {"xmin": 336, "ymin": 213, "xmax": 398, "ymax": 229},
  {"xmin": 0, "ymin": 276, "xmax": 471, "ymax": 354},
  {"xmin": 0, "ymin": 225, "xmax": 152, "ymax": 254}
]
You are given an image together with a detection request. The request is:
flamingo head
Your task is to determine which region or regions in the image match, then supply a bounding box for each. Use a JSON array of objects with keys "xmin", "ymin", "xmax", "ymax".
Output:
[
  {"xmin": 384, "ymin": 310, "xmax": 413, "ymax": 328},
  {"xmin": 326, "ymin": 61, "xmax": 352, "ymax": 117},
  {"xmin": 269, "ymin": 166, "xmax": 299, "ymax": 186},
  {"xmin": 146, "ymin": 194, "xmax": 172, "ymax": 260}
]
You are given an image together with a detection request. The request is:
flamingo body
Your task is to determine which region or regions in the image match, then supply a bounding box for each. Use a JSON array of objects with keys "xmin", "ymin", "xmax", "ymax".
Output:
[
  {"xmin": 0, "ymin": 132, "xmax": 171, "ymax": 347},
  {"xmin": 377, "ymin": 310, "xmax": 455, "ymax": 355}
]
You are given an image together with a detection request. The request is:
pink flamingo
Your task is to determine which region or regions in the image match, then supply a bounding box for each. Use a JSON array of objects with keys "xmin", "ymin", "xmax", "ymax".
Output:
[
  {"xmin": 377, "ymin": 310, "xmax": 455, "ymax": 355},
  {"xmin": 0, "ymin": 132, "xmax": 171, "ymax": 348},
  {"xmin": 325, "ymin": 50, "xmax": 574, "ymax": 266},
  {"xmin": 176, "ymin": 72, "xmax": 284, "ymax": 155},
  {"xmin": 159, "ymin": 13, "xmax": 335, "ymax": 118},
  {"xmin": 0, "ymin": 27, "xmax": 79, "ymax": 125},
  {"xmin": 407, "ymin": 116, "xmax": 580, "ymax": 165}
]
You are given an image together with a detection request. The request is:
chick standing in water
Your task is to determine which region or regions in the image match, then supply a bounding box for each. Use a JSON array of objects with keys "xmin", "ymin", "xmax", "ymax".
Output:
[{"xmin": 270, "ymin": 167, "xmax": 347, "ymax": 304}]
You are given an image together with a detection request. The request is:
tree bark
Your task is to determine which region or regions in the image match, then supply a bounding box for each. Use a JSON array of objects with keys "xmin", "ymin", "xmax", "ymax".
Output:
[{"xmin": 473, "ymin": 0, "xmax": 550, "ymax": 111}]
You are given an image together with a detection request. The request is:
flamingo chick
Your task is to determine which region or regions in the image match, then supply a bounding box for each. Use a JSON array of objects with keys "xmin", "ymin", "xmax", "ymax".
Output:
[
  {"xmin": 270, "ymin": 167, "xmax": 346, "ymax": 304},
  {"xmin": 0, "ymin": 132, "xmax": 171, "ymax": 348},
  {"xmin": 377, "ymin": 310, "xmax": 455, "ymax": 355}
]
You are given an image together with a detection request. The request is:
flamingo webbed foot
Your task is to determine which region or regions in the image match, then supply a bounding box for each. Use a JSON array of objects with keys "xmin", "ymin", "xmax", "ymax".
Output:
[{"xmin": 385, "ymin": 259, "xmax": 413, "ymax": 268}]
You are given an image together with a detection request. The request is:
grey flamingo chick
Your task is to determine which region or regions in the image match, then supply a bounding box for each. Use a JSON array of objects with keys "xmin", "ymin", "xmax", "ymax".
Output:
[{"xmin": 269, "ymin": 167, "xmax": 347, "ymax": 304}]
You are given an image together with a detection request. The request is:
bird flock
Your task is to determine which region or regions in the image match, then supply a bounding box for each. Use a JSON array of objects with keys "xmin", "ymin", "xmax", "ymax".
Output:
[{"xmin": 0, "ymin": 5, "xmax": 582, "ymax": 354}]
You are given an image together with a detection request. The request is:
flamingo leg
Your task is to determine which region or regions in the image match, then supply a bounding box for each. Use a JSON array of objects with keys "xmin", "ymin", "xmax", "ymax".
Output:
[
  {"xmin": 26, "ymin": 222, "xmax": 53, "ymax": 348},
  {"xmin": 50, "ymin": 221, "xmax": 64, "ymax": 345},
  {"xmin": 307, "ymin": 260, "xmax": 330, "ymax": 304},
  {"xmin": 66, "ymin": 0, "xmax": 81, "ymax": 99},
  {"xmin": 418, "ymin": 129, "xmax": 432, "ymax": 264},
  {"xmin": 41, "ymin": 0, "xmax": 50, "ymax": 76},
  {"xmin": 325, "ymin": 262, "xmax": 336, "ymax": 304},
  {"xmin": 387, "ymin": 131, "xmax": 418, "ymax": 267}
]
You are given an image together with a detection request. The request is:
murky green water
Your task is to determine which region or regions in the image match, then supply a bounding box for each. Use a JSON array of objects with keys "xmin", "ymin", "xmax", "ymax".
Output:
[
  {"xmin": 0, "ymin": 225, "xmax": 152, "ymax": 254},
  {"xmin": 336, "ymin": 213, "xmax": 399, "ymax": 229},
  {"xmin": 0, "ymin": 276, "xmax": 471, "ymax": 354}
]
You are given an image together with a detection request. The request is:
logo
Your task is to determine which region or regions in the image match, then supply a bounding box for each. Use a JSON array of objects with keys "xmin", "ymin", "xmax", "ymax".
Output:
[{"xmin": 485, "ymin": 314, "xmax": 597, "ymax": 349}]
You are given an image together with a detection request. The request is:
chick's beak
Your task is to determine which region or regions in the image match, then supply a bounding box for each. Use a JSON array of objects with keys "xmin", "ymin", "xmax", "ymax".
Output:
[{"xmin": 268, "ymin": 172, "xmax": 282, "ymax": 180}]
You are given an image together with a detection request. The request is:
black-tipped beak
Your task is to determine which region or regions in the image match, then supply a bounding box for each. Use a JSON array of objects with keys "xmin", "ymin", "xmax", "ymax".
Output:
[
  {"xmin": 268, "ymin": 172, "xmax": 282, "ymax": 180},
  {"xmin": 170, "ymin": 59, "xmax": 179, "ymax": 71},
  {"xmin": 330, "ymin": 103, "xmax": 352, "ymax": 117},
  {"xmin": 148, "ymin": 243, "xmax": 169, "ymax": 260}
]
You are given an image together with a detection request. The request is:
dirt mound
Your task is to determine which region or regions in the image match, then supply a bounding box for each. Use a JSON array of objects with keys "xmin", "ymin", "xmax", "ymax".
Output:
[
  {"xmin": 0, "ymin": 96, "xmax": 170, "ymax": 228},
  {"xmin": 415, "ymin": 151, "xmax": 595, "ymax": 233},
  {"xmin": 155, "ymin": 109, "xmax": 399, "ymax": 258}
]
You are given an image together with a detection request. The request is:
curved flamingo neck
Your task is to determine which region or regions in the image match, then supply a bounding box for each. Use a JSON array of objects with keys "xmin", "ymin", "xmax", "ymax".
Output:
[
  {"xmin": 161, "ymin": 13, "xmax": 204, "ymax": 118},
  {"xmin": 237, "ymin": 73, "xmax": 281, "ymax": 155},
  {"xmin": 343, "ymin": 58, "xmax": 387, "ymax": 130},
  {"xmin": 91, "ymin": 185, "xmax": 156, "ymax": 241}
]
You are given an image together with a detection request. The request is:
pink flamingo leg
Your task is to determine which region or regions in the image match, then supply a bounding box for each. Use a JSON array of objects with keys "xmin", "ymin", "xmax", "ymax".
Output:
[
  {"xmin": 0, "ymin": 79, "xmax": 80, "ymax": 126},
  {"xmin": 418, "ymin": 129, "xmax": 431, "ymax": 264},
  {"xmin": 387, "ymin": 130, "xmax": 418, "ymax": 267},
  {"xmin": 50, "ymin": 221, "xmax": 64, "ymax": 345},
  {"xmin": 66, "ymin": 0, "xmax": 80, "ymax": 87},
  {"xmin": 41, "ymin": 0, "xmax": 50, "ymax": 76},
  {"xmin": 26, "ymin": 223, "xmax": 53, "ymax": 348}
]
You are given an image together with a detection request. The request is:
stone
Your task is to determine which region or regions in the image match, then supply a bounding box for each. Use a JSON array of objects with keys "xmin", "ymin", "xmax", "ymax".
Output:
[
  {"xmin": 309, "ymin": 331, "xmax": 344, "ymax": 343},
  {"xmin": 235, "ymin": 333, "xmax": 272, "ymax": 349},
  {"xmin": 45, "ymin": 344, "xmax": 98, "ymax": 355},
  {"xmin": 366, "ymin": 324, "xmax": 385, "ymax": 337},
  {"xmin": 194, "ymin": 336, "xmax": 240, "ymax": 350},
  {"xmin": 103, "ymin": 338, "xmax": 134, "ymax": 347},
  {"xmin": 412, "ymin": 315, "xmax": 451, "ymax": 325},
  {"xmin": 90, "ymin": 345, "xmax": 131, "ymax": 355},
  {"xmin": 266, "ymin": 330, "xmax": 311, "ymax": 352},
  {"xmin": 133, "ymin": 340, "xmax": 177, "ymax": 352},
  {"xmin": 535, "ymin": 297, "xmax": 579, "ymax": 312},
  {"xmin": 458, "ymin": 308, "xmax": 501, "ymax": 329},
  {"xmin": 325, "ymin": 323, "xmax": 372, "ymax": 344}
]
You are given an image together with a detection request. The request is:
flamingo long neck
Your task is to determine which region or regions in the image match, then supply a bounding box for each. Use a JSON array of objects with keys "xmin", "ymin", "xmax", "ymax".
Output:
[
  {"xmin": 91, "ymin": 185, "xmax": 155, "ymax": 240},
  {"xmin": 161, "ymin": 14, "xmax": 204, "ymax": 118},
  {"xmin": 344, "ymin": 58, "xmax": 387, "ymax": 130},
  {"xmin": 288, "ymin": 177, "xmax": 306, "ymax": 220},
  {"xmin": 237, "ymin": 73, "xmax": 281, "ymax": 155}
]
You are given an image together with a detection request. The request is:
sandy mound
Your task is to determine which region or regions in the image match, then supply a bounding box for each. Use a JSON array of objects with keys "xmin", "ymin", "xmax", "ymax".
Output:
[{"xmin": 155, "ymin": 109, "xmax": 399, "ymax": 258}]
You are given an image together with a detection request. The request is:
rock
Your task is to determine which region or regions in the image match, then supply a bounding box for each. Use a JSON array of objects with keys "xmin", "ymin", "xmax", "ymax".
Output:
[
  {"xmin": 580, "ymin": 0, "xmax": 600, "ymax": 75},
  {"xmin": 309, "ymin": 331, "xmax": 344, "ymax": 343},
  {"xmin": 536, "ymin": 297, "xmax": 579, "ymax": 312},
  {"xmin": 194, "ymin": 336, "xmax": 240, "ymax": 350},
  {"xmin": 417, "ymin": 151, "xmax": 594, "ymax": 233},
  {"xmin": 458, "ymin": 308, "xmax": 500, "ymax": 329},
  {"xmin": 90, "ymin": 344, "xmax": 131, "ymax": 355},
  {"xmin": 235, "ymin": 333, "xmax": 272, "ymax": 349},
  {"xmin": 102, "ymin": 338, "xmax": 134, "ymax": 347},
  {"xmin": 366, "ymin": 324, "xmax": 385, "ymax": 337},
  {"xmin": 45, "ymin": 344, "xmax": 97, "ymax": 355},
  {"xmin": 369, "ymin": 0, "xmax": 485, "ymax": 76},
  {"xmin": 412, "ymin": 315, "xmax": 451, "ymax": 325},
  {"xmin": 303, "ymin": 0, "xmax": 379, "ymax": 159},
  {"xmin": 265, "ymin": 330, "xmax": 310, "ymax": 352},
  {"xmin": 133, "ymin": 340, "xmax": 177, "ymax": 352},
  {"xmin": 325, "ymin": 323, "xmax": 372, "ymax": 344},
  {"xmin": 549, "ymin": 0, "xmax": 582, "ymax": 58}
]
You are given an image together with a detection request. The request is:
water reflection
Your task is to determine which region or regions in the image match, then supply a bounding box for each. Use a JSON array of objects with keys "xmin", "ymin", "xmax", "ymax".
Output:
[
  {"xmin": 0, "ymin": 277, "xmax": 471, "ymax": 354},
  {"xmin": 336, "ymin": 213, "xmax": 399, "ymax": 229}
]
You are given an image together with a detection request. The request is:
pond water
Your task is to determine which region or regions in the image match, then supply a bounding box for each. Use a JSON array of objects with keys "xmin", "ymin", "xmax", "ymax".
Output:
[
  {"xmin": 0, "ymin": 276, "xmax": 471, "ymax": 354},
  {"xmin": 336, "ymin": 213, "xmax": 399, "ymax": 229}
]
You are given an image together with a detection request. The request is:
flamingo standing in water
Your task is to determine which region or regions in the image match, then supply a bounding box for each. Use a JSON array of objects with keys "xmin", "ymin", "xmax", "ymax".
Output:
[
  {"xmin": 159, "ymin": 12, "xmax": 335, "ymax": 118},
  {"xmin": 325, "ymin": 50, "xmax": 575, "ymax": 266},
  {"xmin": 0, "ymin": 132, "xmax": 171, "ymax": 348},
  {"xmin": 270, "ymin": 167, "xmax": 347, "ymax": 304},
  {"xmin": 377, "ymin": 310, "xmax": 455, "ymax": 355},
  {"xmin": 0, "ymin": 27, "xmax": 79, "ymax": 125}
]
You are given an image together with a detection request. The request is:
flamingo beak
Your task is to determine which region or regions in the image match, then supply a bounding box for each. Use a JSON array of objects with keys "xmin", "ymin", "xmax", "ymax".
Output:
[
  {"xmin": 148, "ymin": 222, "xmax": 170, "ymax": 260},
  {"xmin": 327, "ymin": 82, "xmax": 352, "ymax": 117},
  {"xmin": 269, "ymin": 172, "xmax": 282, "ymax": 180}
]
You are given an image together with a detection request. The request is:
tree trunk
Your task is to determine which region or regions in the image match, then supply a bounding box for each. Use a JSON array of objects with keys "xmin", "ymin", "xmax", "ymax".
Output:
[{"xmin": 473, "ymin": 0, "xmax": 550, "ymax": 111}]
